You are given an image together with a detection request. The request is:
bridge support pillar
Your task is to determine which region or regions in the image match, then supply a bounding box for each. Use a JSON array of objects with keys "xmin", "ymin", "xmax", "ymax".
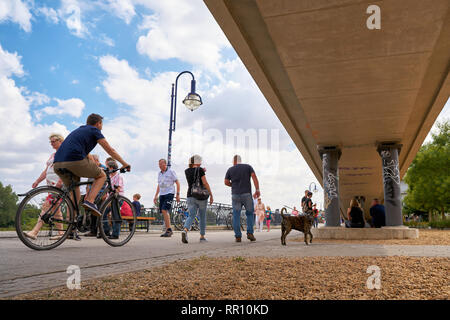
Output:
[
  {"xmin": 377, "ymin": 143, "xmax": 403, "ymax": 226},
  {"xmin": 318, "ymin": 146, "xmax": 342, "ymax": 227}
]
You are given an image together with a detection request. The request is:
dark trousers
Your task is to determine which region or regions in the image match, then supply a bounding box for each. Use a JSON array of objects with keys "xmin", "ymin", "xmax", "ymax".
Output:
[{"xmin": 345, "ymin": 220, "xmax": 365, "ymax": 228}]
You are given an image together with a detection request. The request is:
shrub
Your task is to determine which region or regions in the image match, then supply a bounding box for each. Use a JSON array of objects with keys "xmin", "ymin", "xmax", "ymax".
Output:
[
  {"xmin": 428, "ymin": 219, "xmax": 450, "ymax": 229},
  {"xmin": 404, "ymin": 221, "xmax": 429, "ymax": 228}
]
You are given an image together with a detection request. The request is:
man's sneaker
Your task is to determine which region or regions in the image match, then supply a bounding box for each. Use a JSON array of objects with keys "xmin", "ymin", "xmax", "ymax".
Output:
[
  {"xmin": 247, "ymin": 233, "xmax": 256, "ymax": 241},
  {"xmin": 69, "ymin": 234, "xmax": 81, "ymax": 241},
  {"xmin": 235, "ymin": 237, "xmax": 241, "ymax": 243},
  {"xmin": 181, "ymin": 230, "xmax": 188, "ymax": 243},
  {"xmin": 161, "ymin": 229, "xmax": 173, "ymax": 237},
  {"xmin": 108, "ymin": 235, "xmax": 119, "ymax": 240},
  {"xmin": 82, "ymin": 201, "xmax": 102, "ymax": 217},
  {"xmin": 199, "ymin": 238, "xmax": 208, "ymax": 243}
]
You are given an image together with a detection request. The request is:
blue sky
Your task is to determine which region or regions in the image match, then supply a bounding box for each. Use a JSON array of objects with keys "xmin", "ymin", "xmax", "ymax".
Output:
[{"xmin": 0, "ymin": 0, "xmax": 448, "ymax": 210}]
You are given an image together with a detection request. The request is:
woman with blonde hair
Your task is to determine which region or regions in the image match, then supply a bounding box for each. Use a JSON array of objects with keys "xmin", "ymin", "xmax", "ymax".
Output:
[
  {"xmin": 255, "ymin": 198, "xmax": 265, "ymax": 232},
  {"xmin": 24, "ymin": 133, "xmax": 65, "ymax": 240},
  {"xmin": 345, "ymin": 198, "xmax": 365, "ymax": 228}
]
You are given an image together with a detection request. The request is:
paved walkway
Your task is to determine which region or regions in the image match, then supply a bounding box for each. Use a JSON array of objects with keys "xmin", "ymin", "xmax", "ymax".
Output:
[{"xmin": 1, "ymin": 230, "xmax": 449, "ymax": 298}]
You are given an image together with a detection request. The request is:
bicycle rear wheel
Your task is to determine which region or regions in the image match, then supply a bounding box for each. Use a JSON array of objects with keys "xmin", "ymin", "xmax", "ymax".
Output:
[
  {"xmin": 99, "ymin": 195, "xmax": 136, "ymax": 247},
  {"xmin": 16, "ymin": 187, "xmax": 74, "ymax": 250}
]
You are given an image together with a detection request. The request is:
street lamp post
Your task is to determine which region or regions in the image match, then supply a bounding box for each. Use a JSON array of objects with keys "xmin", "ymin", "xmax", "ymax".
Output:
[{"xmin": 167, "ymin": 71, "xmax": 202, "ymax": 168}]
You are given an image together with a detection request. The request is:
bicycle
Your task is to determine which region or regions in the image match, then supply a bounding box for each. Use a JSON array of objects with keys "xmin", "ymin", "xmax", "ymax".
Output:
[
  {"xmin": 15, "ymin": 166, "xmax": 136, "ymax": 250},
  {"xmin": 173, "ymin": 209, "xmax": 200, "ymax": 231},
  {"xmin": 225, "ymin": 211, "xmax": 245, "ymax": 231}
]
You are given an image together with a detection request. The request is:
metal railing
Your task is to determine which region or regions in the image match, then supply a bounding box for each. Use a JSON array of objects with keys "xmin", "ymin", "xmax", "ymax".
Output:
[{"xmin": 141, "ymin": 199, "xmax": 284, "ymax": 227}]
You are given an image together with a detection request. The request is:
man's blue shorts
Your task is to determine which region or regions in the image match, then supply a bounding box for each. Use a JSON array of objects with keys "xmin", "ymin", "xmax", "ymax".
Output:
[{"xmin": 159, "ymin": 193, "xmax": 174, "ymax": 212}]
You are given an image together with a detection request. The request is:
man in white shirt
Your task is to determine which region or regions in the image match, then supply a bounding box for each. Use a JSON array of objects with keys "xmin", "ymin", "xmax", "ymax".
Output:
[{"xmin": 154, "ymin": 159, "xmax": 180, "ymax": 237}]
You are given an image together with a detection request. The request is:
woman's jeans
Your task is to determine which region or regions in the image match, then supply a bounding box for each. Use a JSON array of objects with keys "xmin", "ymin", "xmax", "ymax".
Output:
[
  {"xmin": 231, "ymin": 193, "xmax": 254, "ymax": 238},
  {"xmin": 184, "ymin": 197, "xmax": 207, "ymax": 236}
]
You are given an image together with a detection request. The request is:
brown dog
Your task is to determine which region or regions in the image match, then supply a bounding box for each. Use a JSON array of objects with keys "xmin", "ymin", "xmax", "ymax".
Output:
[{"xmin": 280, "ymin": 207, "xmax": 313, "ymax": 245}]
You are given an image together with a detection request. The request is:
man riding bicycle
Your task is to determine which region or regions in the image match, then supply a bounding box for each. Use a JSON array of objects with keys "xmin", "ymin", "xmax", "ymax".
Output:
[{"xmin": 53, "ymin": 113, "xmax": 130, "ymax": 217}]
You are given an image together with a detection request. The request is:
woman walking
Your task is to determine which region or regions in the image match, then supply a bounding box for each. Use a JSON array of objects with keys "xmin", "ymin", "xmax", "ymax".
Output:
[
  {"xmin": 265, "ymin": 206, "xmax": 273, "ymax": 232},
  {"xmin": 182, "ymin": 155, "xmax": 213, "ymax": 243},
  {"xmin": 255, "ymin": 198, "xmax": 265, "ymax": 232}
]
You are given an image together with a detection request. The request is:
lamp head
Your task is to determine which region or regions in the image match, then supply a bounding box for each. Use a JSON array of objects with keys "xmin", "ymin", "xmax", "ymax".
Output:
[{"xmin": 183, "ymin": 79, "xmax": 202, "ymax": 111}]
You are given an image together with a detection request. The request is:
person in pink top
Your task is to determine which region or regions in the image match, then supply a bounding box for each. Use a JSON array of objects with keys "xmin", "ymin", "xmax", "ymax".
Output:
[
  {"xmin": 255, "ymin": 198, "xmax": 265, "ymax": 232},
  {"xmin": 292, "ymin": 207, "xmax": 299, "ymax": 216},
  {"xmin": 24, "ymin": 134, "xmax": 65, "ymax": 241}
]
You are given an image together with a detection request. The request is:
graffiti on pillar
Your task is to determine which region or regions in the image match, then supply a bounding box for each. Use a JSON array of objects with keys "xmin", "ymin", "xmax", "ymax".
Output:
[
  {"xmin": 381, "ymin": 150, "xmax": 400, "ymax": 207},
  {"xmin": 382, "ymin": 159, "xmax": 400, "ymax": 185},
  {"xmin": 323, "ymin": 153, "xmax": 338, "ymax": 210},
  {"xmin": 324, "ymin": 172, "xmax": 338, "ymax": 209}
]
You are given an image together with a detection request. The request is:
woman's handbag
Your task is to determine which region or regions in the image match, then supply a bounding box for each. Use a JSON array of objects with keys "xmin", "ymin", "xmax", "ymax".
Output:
[{"xmin": 191, "ymin": 167, "xmax": 210, "ymax": 200}]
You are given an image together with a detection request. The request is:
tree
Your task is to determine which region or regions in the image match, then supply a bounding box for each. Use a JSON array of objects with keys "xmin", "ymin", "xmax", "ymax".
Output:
[
  {"xmin": 404, "ymin": 121, "xmax": 450, "ymax": 221},
  {"xmin": 0, "ymin": 181, "xmax": 18, "ymax": 227}
]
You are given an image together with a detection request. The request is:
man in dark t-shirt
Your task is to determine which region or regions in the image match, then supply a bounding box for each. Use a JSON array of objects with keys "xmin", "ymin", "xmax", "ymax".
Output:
[
  {"xmin": 53, "ymin": 113, "xmax": 130, "ymax": 216},
  {"xmin": 224, "ymin": 155, "xmax": 260, "ymax": 242}
]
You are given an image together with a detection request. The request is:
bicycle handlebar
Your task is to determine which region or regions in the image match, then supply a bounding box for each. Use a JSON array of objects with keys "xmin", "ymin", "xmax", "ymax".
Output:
[{"xmin": 104, "ymin": 165, "xmax": 131, "ymax": 174}]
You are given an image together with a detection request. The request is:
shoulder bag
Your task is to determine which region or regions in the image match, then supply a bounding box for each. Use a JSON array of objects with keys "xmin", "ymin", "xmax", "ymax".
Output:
[{"xmin": 191, "ymin": 167, "xmax": 210, "ymax": 201}]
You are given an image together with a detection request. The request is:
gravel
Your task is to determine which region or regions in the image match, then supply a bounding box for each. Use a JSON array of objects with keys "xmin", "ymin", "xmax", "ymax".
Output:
[{"xmin": 9, "ymin": 256, "xmax": 449, "ymax": 300}]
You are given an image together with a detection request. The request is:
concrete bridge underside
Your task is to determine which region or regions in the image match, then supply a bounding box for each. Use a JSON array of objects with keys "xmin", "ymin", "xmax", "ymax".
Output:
[{"xmin": 205, "ymin": 0, "xmax": 450, "ymax": 222}]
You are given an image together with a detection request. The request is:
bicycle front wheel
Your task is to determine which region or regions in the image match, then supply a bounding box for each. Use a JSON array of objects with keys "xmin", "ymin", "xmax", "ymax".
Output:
[
  {"xmin": 99, "ymin": 195, "xmax": 136, "ymax": 247},
  {"xmin": 16, "ymin": 186, "xmax": 74, "ymax": 250},
  {"xmin": 173, "ymin": 213, "xmax": 182, "ymax": 231}
]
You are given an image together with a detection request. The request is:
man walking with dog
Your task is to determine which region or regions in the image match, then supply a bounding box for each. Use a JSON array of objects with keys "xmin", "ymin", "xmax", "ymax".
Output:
[{"xmin": 224, "ymin": 155, "xmax": 260, "ymax": 242}]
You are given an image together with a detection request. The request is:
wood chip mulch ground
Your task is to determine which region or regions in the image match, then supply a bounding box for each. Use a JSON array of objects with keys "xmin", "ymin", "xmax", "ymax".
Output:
[{"xmin": 11, "ymin": 256, "xmax": 449, "ymax": 300}]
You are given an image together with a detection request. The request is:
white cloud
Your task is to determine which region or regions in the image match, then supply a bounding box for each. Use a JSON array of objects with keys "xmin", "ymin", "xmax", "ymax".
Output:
[
  {"xmin": 37, "ymin": 6, "xmax": 59, "ymax": 24},
  {"xmin": 99, "ymin": 55, "xmax": 177, "ymax": 118},
  {"xmin": 99, "ymin": 34, "xmax": 115, "ymax": 47},
  {"xmin": 26, "ymin": 91, "xmax": 51, "ymax": 106},
  {"xmin": 0, "ymin": 0, "xmax": 32, "ymax": 32},
  {"xmin": 0, "ymin": 44, "xmax": 70, "ymax": 191},
  {"xmin": 59, "ymin": 0, "xmax": 89, "ymax": 38},
  {"xmin": 135, "ymin": 0, "xmax": 230, "ymax": 72},
  {"xmin": 107, "ymin": 0, "xmax": 135, "ymax": 24},
  {"xmin": 36, "ymin": 98, "xmax": 85, "ymax": 119},
  {"xmin": 0, "ymin": 45, "xmax": 24, "ymax": 77}
]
